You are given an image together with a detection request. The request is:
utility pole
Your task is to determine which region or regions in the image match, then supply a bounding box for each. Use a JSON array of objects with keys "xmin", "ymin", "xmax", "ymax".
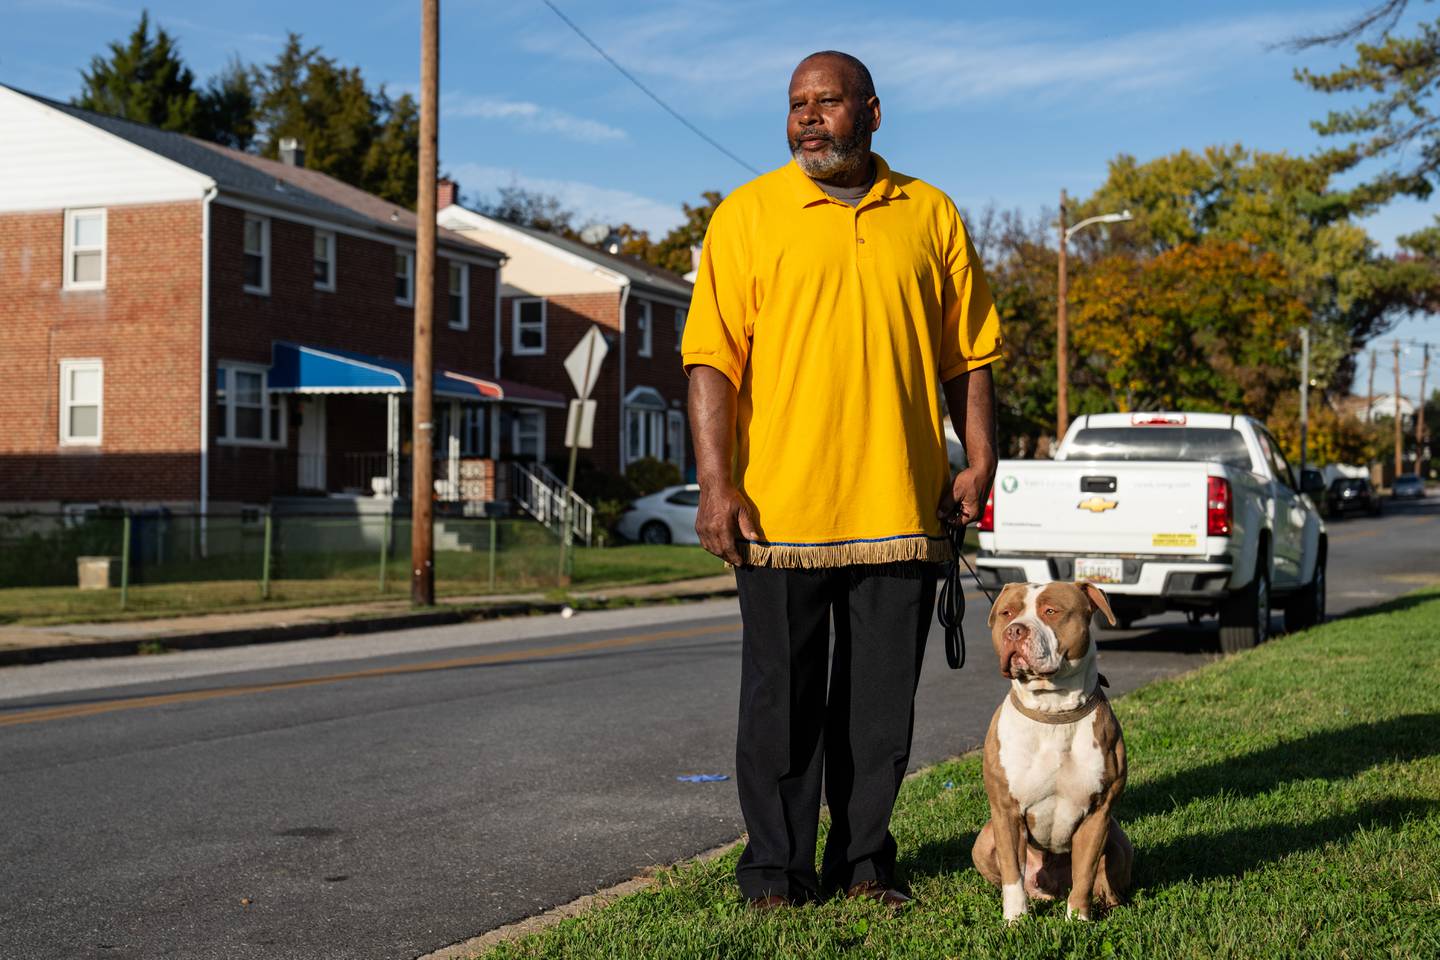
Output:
[
  {"xmin": 1056, "ymin": 189, "xmax": 1069, "ymax": 443},
  {"xmin": 1393, "ymin": 341, "xmax": 1403, "ymax": 483},
  {"xmin": 1366, "ymin": 349, "xmax": 1377, "ymax": 423},
  {"xmin": 1418, "ymin": 344, "xmax": 1431, "ymax": 478},
  {"xmin": 1299, "ymin": 327, "xmax": 1309, "ymax": 479},
  {"xmin": 410, "ymin": 0, "xmax": 439, "ymax": 606}
]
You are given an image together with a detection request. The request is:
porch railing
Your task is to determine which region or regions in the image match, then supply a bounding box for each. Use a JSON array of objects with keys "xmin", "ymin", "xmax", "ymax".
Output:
[{"xmin": 510, "ymin": 462, "xmax": 593, "ymax": 547}]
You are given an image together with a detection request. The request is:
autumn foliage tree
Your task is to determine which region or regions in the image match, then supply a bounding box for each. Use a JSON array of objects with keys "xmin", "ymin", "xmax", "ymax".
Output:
[{"xmin": 1071, "ymin": 241, "xmax": 1308, "ymax": 413}]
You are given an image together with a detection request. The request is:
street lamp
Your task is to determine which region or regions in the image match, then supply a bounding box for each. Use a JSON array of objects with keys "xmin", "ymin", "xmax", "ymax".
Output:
[{"xmin": 1056, "ymin": 191, "xmax": 1132, "ymax": 442}]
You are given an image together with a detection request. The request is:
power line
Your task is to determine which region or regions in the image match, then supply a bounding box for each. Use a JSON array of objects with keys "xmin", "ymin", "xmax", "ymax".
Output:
[{"xmin": 538, "ymin": 0, "xmax": 761, "ymax": 177}]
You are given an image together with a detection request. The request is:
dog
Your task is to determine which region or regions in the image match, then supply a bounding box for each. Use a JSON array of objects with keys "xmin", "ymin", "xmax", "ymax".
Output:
[{"xmin": 970, "ymin": 581, "xmax": 1133, "ymax": 921}]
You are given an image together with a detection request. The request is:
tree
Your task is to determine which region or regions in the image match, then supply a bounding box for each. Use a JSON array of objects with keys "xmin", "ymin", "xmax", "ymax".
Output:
[
  {"xmin": 1073, "ymin": 145, "xmax": 1439, "ymax": 393},
  {"xmin": 1291, "ymin": 1, "xmax": 1440, "ymax": 207},
  {"xmin": 192, "ymin": 57, "xmax": 258, "ymax": 150},
  {"xmin": 648, "ymin": 191, "xmax": 723, "ymax": 275},
  {"xmin": 76, "ymin": 11, "xmax": 201, "ymax": 133},
  {"xmin": 1070, "ymin": 241, "xmax": 1309, "ymax": 413},
  {"xmin": 476, "ymin": 184, "xmax": 584, "ymax": 238}
]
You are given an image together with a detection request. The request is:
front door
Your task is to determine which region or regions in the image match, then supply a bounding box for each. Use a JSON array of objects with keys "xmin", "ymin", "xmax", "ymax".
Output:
[{"xmin": 298, "ymin": 397, "xmax": 327, "ymax": 491}]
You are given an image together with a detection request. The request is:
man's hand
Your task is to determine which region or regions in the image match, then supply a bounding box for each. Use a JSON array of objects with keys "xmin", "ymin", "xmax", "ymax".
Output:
[
  {"xmin": 696, "ymin": 483, "xmax": 759, "ymax": 566},
  {"xmin": 938, "ymin": 463, "xmax": 996, "ymax": 528}
]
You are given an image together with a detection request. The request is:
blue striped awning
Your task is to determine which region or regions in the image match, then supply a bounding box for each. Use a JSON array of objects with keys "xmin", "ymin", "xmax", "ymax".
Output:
[{"xmin": 266, "ymin": 342, "xmax": 506, "ymax": 400}]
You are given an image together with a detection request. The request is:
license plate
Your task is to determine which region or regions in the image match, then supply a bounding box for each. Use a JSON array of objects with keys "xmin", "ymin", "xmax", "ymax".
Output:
[{"xmin": 1074, "ymin": 558, "xmax": 1123, "ymax": 583}]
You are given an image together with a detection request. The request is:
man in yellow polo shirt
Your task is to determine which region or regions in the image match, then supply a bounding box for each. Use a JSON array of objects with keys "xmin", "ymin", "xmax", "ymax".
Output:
[{"xmin": 682, "ymin": 51, "xmax": 1002, "ymax": 910}]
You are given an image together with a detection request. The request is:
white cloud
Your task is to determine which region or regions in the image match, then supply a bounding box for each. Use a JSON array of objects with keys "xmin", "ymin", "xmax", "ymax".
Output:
[
  {"xmin": 519, "ymin": 5, "xmax": 1349, "ymax": 111},
  {"xmin": 448, "ymin": 163, "xmax": 682, "ymax": 235},
  {"xmin": 443, "ymin": 94, "xmax": 627, "ymax": 143}
]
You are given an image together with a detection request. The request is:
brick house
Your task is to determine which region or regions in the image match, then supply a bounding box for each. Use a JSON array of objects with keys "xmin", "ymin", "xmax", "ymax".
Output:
[
  {"xmin": 437, "ymin": 194, "xmax": 694, "ymax": 480},
  {"xmin": 0, "ymin": 85, "xmax": 564, "ymax": 519}
]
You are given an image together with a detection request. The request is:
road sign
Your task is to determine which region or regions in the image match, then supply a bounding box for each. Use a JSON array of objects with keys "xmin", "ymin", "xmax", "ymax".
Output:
[
  {"xmin": 564, "ymin": 399, "xmax": 597, "ymax": 449},
  {"xmin": 563, "ymin": 326, "xmax": 608, "ymax": 400}
]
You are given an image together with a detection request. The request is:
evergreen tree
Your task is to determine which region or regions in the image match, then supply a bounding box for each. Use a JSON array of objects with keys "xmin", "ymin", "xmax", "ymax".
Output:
[
  {"xmin": 194, "ymin": 57, "xmax": 258, "ymax": 151},
  {"xmin": 75, "ymin": 10, "xmax": 201, "ymax": 132}
]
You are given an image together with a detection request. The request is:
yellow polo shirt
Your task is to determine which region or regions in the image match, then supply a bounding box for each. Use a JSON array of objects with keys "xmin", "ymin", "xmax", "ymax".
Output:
[{"xmin": 682, "ymin": 155, "xmax": 1002, "ymax": 568}]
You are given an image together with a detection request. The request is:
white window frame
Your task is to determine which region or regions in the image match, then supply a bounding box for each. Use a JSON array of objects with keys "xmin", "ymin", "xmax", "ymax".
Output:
[
  {"xmin": 243, "ymin": 214, "xmax": 270, "ymax": 295},
  {"xmin": 313, "ymin": 229, "xmax": 336, "ymax": 291},
  {"xmin": 636, "ymin": 300, "xmax": 653, "ymax": 357},
  {"xmin": 394, "ymin": 248, "xmax": 414, "ymax": 305},
  {"xmin": 63, "ymin": 208, "xmax": 107, "ymax": 291},
  {"xmin": 448, "ymin": 261, "xmax": 469, "ymax": 330},
  {"xmin": 512, "ymin": 298, "xmax": 547, "ymax": 356},
  {"xmin": 217, "ymin": 361, "xmax": 287, "ymax": 448},
  {"xmin": 674, "ymin": 308, "xmax": 686, "ymax": 353},
  {"xmin": 511, "ymin": 408, "xmax": 545, "ymax": 459},
  {"xmin": 59, "ymin": 358, "xmax": 103, "ymax": 446}
]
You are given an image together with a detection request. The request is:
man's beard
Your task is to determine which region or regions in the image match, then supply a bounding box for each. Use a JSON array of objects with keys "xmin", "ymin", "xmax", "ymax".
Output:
[{"xmin": 789, "ymin": 113, "xmax": 869, "ymax": 180}]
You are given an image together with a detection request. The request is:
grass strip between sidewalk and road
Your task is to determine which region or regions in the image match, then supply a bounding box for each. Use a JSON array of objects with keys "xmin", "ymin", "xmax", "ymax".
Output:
[
  {"xmin": 471, "ymin": 589, "xmax": 1440, "ymax": 960},
  {"xmin": 0, "ymin": 545, "xmax": 725, "ymax": 626}
]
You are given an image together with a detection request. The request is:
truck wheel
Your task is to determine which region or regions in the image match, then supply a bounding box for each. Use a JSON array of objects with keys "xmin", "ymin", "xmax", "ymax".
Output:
[
  {"xmin": 1285, "ymin": 552, "xmax": 1326, "ymax": 633},
  {"xmin": 1219, "ymin": 568, "xmax": 1270, "ymax": 654}
]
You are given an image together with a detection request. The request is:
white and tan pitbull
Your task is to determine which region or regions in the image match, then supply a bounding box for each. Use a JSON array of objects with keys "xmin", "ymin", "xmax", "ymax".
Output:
[{"xmin": 971, "ymin": 581, "xmax": 1133, "ymax": 921}]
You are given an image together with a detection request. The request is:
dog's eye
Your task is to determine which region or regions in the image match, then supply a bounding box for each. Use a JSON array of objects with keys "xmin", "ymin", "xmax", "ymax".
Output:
[
  {"xmin": 1043, "ymin": 607, "xmax": 1057, "ymax": 616},
  {"xmin": 999, "ymin": 609, "xmax": 1011, "ymax": 618}
]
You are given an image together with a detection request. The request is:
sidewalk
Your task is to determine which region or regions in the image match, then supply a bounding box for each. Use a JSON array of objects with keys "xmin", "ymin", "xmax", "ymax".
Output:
[{"xmin": 0, "ymin": 573, "xmax": 738, "ymax": 667}]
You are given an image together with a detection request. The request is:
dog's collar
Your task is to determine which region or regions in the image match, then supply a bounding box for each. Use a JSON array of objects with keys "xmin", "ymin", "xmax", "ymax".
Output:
[{"xmin": 1007, "ymin": 673, "xmax": 1109, "ymax": 725}]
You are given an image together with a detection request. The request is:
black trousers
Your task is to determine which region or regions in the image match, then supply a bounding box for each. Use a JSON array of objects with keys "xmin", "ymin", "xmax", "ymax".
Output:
[{"xmin": 733, "ymin": 562, "xmax": 938, "ymax": 901}]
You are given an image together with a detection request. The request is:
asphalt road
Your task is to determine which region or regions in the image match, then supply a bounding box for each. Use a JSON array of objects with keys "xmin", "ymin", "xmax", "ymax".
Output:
[{"xmin": 2, "ymin": 494, "xmax": 1435, "ymax": 960}]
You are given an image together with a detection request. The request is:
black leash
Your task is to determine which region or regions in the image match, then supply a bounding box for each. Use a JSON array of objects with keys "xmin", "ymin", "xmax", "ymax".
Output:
[{"xmin": 937, "ymin": 523, "xmax": 997, "ymax": 670}]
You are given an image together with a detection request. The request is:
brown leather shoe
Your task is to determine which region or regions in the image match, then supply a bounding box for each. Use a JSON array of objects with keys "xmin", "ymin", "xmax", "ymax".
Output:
[
  {"xmin": 844, "ymin": 880, "xmax": 912, "ymax": 909},
  {"xmin": 744, "ymin": 894, "xmax": 791, "ymax": 912}
]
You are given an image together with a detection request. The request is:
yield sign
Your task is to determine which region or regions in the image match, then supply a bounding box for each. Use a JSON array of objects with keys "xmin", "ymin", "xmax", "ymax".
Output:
[{"xmin": 563, "ymin": 326, "xmax": 609, "ymax": 399}]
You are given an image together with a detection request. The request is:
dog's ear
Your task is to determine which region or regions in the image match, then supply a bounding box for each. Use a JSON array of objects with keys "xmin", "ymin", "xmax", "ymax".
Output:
[
  {"xmin": 988, "ymin": 583, "xmax": 1023, "ymax": 628},
  {"xmin": 1078, "ymin": 581, "xmax": 1116, "ymax": 626}
]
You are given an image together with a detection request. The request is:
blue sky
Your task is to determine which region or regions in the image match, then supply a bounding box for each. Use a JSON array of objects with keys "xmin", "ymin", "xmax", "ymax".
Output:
[{"xmin": 4, "ymin": 0, "xmax": 1436, "ymax": 372}]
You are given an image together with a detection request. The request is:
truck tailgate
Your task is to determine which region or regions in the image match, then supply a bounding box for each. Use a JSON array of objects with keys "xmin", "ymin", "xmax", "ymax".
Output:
[{"xmin": 992, "ymin": 461, "xmax": 1210, "ymax": 557}]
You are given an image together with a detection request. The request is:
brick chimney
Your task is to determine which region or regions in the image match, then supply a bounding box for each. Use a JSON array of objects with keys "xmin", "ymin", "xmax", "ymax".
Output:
[
  {"xmin": 437, "ymin": 178, "xmax": 460, "ymax": 208},
  {"xmin": 279, "ymin": 137, "xmax": 305, "ymax": 167}
]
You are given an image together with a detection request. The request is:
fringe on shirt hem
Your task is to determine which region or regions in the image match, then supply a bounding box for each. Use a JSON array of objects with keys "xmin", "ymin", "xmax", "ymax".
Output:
[{"xmin": 741, "ymin": 535, "xmax": 952, "ymax": 569}]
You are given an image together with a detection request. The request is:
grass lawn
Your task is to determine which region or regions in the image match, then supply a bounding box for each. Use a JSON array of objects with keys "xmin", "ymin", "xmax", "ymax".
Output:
[
  {"xmin": 474, "ymin": 589, "xmax": 1440, "ymax": 960},
  {"xmin": 0, "ymin": 545, "xmax": 724, "ymax": 626}
]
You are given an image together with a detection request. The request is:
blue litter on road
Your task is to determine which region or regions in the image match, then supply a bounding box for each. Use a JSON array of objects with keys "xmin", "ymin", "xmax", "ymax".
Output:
[{"xmin": 676, "ymin": 774, "xmax": 730, "ymax": 783}]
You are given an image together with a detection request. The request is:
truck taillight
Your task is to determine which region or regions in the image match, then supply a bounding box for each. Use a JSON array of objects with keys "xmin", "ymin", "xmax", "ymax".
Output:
[
  {"xmin": 1207, "ymin": 476, "xmax": 1232, "ymax": 536},
  {"xmin": 978, "ymin": 490, "xmax": 995, "ymax": 532}
]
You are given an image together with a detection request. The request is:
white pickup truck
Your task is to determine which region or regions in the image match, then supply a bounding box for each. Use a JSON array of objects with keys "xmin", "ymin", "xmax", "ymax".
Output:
[{"xmin": 975, "ymin": 412, "xmax": 1327, "ymax": 652}]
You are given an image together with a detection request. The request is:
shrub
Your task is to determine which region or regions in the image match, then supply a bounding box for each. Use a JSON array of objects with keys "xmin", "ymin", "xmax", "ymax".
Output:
[{"xmin": 625, "ymin": 457, "xmax": 682, "ymax": 496}]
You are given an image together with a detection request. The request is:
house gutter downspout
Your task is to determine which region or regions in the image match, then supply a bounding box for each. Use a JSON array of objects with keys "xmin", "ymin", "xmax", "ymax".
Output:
[
  {"xmin": 199, "ymin": 184, "xmax": 217, "ymax": 553},
  {"xmin": 617, "ymin": 280, "xmax": 631, "ymax": 474}
]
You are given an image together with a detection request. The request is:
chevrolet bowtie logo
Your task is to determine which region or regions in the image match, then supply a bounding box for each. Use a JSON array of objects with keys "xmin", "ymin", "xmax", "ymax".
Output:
[{"xmin": 1077, "ymin": 497, "xmax": 1119, "ymax": 513}]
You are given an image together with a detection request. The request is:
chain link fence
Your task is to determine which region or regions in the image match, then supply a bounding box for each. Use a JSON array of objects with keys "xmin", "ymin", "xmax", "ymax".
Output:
[{"xmin": 0, "ymin": 510, "xmax": 589, "ymax": 619}]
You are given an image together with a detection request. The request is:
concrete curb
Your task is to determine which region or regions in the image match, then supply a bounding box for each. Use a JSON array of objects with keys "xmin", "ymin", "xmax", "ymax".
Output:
[{"xmin": 0, "ymin": 588, "xmax": 739, "ymax": 668}]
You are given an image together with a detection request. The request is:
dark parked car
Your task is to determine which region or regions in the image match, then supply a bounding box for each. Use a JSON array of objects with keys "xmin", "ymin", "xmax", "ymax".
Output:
[
  {"xmin": 1393, "ymin": 474, "xmax": 1426, "ymax": 500},
  {"xmin": 1325, "ymin": 477, "xmax": 1382, "ymax": 518}
]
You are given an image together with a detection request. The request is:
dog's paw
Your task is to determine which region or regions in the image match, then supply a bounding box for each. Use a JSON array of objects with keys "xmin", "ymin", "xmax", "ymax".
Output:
[{"xmin": 1003, "ymin": 882, "xmax": 1028, "ymax": 922}]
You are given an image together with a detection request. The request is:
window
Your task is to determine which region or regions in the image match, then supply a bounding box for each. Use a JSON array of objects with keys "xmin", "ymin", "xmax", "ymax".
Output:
[
  {"xmin": 448, "ymin": 262, "xmax": 469, "ymax": 330},
  {"xmin": 1065, "ymin": 427, "xmax": 1254, "ymax": 471},
  {"xmin": 666, "ymin": 488, "xmax": 701, "ymax": 507},
  {"xmin": 436, "ymin": 404, "xmax": 487, "ymax": 456},
  {"xmin": 64, "ymin": 208, "xmax": 106, "ymax": 290},
  {"xmin": 636, "ymin": 301, "xmax": 653, "ymax": 357},
  {"xmin": 666, "ymin": 409, "xmax": 686, "ymax": 470},
  {"xmin": 243, "ymin": 215, "xmax": 270, "ymax": 294},
  {"xmin": 513, "ymin": 299, "xmax": 546, "ymax": 355},
  {"xmin": 511, "ymin": 409, "xmax": 544, "ymax": 459},
  {"xmin": 1258, "ymin": 428, "xmax": 1296, "ymax": 491},
  {"xmin": 624, "ymin": 387, "xmax": 666, "ymax": 464},
  {"xmin": 394, "ymin": 249, "xmax": 414, "ymax": 305},
  {"xmin": 59, "ymin": 359, "xmax": 102, "ymax": 445},
  {"xmin": 217, "ymin": 362, "xmax": 285, "ymax": 446},
  {"xmin": 674, "ymin": 308, "xmax": 686, "ymax": 353},
  {"xmin": 313, "ymin": 230, "xmax": 335, "ymax": 291}
]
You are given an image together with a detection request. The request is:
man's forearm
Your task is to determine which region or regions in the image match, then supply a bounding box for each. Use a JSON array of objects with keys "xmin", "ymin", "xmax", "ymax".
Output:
[
  {"xmin": 688, "ymin": 365, "xmax": 739, "ymax": 489},
  {"xmin": 944, "ymin": 365, "xmax": 997, "ymax": 474}
]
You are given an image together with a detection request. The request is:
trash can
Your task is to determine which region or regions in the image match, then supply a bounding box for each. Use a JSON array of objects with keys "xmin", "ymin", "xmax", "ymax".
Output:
[{"xmin": 76, "ymin": 556, "xmax": 120, "ymax": 590}]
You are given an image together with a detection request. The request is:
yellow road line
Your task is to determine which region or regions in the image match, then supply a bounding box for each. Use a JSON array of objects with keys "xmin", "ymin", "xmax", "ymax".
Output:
[{"xmin": 0, "ymin": 621, "xmax": 741, "ymax": 729}]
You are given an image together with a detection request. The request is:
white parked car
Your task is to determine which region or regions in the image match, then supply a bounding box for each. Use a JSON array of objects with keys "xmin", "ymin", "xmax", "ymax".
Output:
[
  {"xmin": 976, "ymin": 412, "xmax": 1327, "ymax": 653},
  {"xmin": 615, "ymin": 484, "xmax": 701, "ymax": 545}
]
